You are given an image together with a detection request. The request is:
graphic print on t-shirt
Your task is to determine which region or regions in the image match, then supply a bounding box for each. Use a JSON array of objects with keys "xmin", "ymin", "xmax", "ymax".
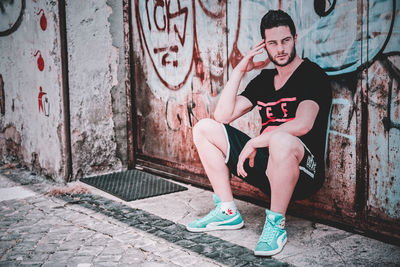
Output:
[{"xmin": 257, "ymin": 97, "xmax": 297, "ymax": 133}]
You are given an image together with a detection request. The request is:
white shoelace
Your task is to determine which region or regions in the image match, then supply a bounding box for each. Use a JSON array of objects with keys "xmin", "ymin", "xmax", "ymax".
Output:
[{"xmin": 259, "ymin": 220, "xmax": 277, "ymax": 245}]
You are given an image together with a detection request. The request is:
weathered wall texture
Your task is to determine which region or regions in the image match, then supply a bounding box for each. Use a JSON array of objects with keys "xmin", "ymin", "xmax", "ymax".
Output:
[
  {"xmin": 132, "ymin": 0, "xmax": 400, "ymax": 237},
  {"xmin": 0, "ymin": 0, "xmax": 128, "ymax": 181},
  {"xmin": 0, "ymin": 0, "xmax": 66, "ymax": 181},
  {"xmin": 66, "ymin": 0, "xmax": 126, "ymax": 179}
]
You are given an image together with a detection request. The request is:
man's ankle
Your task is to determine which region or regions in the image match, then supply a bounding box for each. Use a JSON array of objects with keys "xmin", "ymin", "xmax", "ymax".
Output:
[{"xmin": 219, "ymin": 201, "xmax": 237, "ymax": 215}]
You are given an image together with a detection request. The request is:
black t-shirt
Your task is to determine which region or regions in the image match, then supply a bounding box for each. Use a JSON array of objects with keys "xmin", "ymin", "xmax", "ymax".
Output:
[{"xmin": 240, "ymin": 58, "xmax": 332, "ymax": 163}]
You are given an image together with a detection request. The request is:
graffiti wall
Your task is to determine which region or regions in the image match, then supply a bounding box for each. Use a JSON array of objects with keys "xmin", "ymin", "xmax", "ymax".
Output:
[
  {"xmin": 0, "ymin": 0, "xmax": 65, "ymax": 181},
  {"xmin": 132, "ymin": 0, "xmax": 400, "ymax": 236}
]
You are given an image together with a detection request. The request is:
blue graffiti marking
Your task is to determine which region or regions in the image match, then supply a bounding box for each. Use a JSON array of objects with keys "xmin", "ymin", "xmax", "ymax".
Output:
[{"xmin": 289, "ymin": 0, "xmax": 396, "ymax": 75}]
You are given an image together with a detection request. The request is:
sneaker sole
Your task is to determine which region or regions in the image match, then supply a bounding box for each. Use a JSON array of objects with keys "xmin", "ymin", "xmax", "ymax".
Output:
[
  {"xmin": 254, "ymin": 238, "xmax": 287, "ymax": 256},
  {"xmin": 186, "ymin": 221, "xmax": 244, "ymax": 232}
]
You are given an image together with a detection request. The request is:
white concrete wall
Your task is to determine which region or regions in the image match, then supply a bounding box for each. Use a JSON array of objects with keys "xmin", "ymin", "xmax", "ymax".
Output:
[
  {"xmin": 0, "ymin": 0, "xmax": 127, "ymax": 181},
  {"xmin": 66, "ymin": 0, "xmax": 125, "ymax": 179},
  {"xmin": 0, "ymin": 0, "xmax": 65, "ymax": 181}
]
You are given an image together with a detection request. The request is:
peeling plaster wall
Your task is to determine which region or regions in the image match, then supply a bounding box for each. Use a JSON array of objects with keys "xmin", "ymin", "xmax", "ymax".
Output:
[
  {"xmin": 0, "ymin": 0, "xmax": 65, "ymax": 181},
  {"xmin": 0, "ymin": 0, "xmax": 127, "ymax": 181},
  {"xmin": 106, "ymin": 0, "xmax": 128, "ymax": 172},
  {"xmin": 66, "ymin": 0, "xmax": 125, "ymax": 179}
]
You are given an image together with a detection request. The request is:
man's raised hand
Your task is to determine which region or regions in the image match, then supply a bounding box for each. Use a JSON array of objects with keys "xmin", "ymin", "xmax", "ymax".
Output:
[{"xmin": 235, "ymin": 40, "xmax": 268, "ymax": 73}]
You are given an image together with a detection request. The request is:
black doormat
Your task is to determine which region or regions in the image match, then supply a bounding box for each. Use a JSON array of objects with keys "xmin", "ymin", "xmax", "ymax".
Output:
[{"xmin": 81, "ymin": 170, "xmax": 187, "ymax": 201}]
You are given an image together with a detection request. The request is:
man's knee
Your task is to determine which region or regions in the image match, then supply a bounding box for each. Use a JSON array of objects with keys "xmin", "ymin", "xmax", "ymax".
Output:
[
  {"xmin": 268, "ymin": 132, "xmax": 304, "ymax": 162},
  {"xmin": 192, "ymin": 118, "xmax": 220, "ymax": 144}
]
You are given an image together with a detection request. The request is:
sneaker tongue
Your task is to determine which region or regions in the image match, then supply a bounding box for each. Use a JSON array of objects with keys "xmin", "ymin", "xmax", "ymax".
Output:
[
  {"xmin": 213, "ymin": 194, "xmax": 221, "ymax": 206},
  {"xmin": 268, "ymin": 214, "xmax": 276, "ymax": 222}
]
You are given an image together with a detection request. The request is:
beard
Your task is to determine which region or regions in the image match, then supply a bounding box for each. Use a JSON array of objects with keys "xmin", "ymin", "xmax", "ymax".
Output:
[{"xmin": 267, "ymin": 46, "xmax": 296, "ymax": 67}]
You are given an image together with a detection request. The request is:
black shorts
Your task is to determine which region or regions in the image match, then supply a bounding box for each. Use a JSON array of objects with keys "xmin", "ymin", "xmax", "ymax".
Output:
[{"xmin": 222, "ymin": 124, "xmax": 325, "ymax": 200}]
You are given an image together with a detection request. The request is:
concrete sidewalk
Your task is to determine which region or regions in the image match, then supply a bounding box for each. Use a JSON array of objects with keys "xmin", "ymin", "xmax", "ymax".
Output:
[{"xmin": 0, "ymin": 167, "xmax": 399, "ymax": 266}]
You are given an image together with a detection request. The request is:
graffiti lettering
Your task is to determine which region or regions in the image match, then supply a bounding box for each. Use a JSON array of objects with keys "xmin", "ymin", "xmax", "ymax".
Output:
[
  {"xmin": 136, "ymin": 0, "xmax": 193, "ymax": 90},
  {"xmin": 197, "ymin": 0, "xmax": 224, "ymax": 19},
  {"xmin": 165, "ymin": 97, "xmax": 181, "ymax": 131},
  {"xmin": 153, "ymin": 0, "xmax": 166, "ymax": 31},
  {"xmin": 146, "ymin": 0, "xmax": 188, "ymax": 45},
  {"xmin": 165, "ymin": 84, "xmax": 210, "ymax": 130}
]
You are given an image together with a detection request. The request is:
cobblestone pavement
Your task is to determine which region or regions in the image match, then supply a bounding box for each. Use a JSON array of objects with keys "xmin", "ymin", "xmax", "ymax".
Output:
[{"xmin": 0, "ymin": 168, "xmax": 287, "ymax": 267}]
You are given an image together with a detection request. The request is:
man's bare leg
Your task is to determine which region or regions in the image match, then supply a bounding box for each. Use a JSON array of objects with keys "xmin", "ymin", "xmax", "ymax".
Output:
[
  {"xmin": 192, "ymin": 118, "xmax": 233, "ymax": 202},
  {"xmin": 254, "ymin": 132, "xmax": 303, "ymax": 256},
  {"xmin": 266, "ymin": 132, "xmax": 304, "ymax": 216}
]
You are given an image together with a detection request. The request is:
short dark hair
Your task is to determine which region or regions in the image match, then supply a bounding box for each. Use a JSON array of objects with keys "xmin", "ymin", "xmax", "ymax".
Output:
[{"xmin": 260, "ymin": 10, "xmax": 296, "ymax": 39}]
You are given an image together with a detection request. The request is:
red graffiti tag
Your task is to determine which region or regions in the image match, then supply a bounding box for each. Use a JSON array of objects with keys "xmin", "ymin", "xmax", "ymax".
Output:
[
  {"xmin": 34, "ymin": 50, "xmax": 44, "ymax": 71},
  {"xmin": 136, "ymin": 0, "xmax": 193, "ymax": 90},
  {"xmin": 37, "ymin": 9, "xmax": 47, "ymax": 31},
  {"xmin": 136, "ymin": 0, "xmax": 242, "ymax": 90},
  {"xmin": 197, "ymin": 0, "xmax": 225, "ymax": 19},
  {"xmin": 38, "ymin": 86, "xmax": 46, "ymax": 112}
]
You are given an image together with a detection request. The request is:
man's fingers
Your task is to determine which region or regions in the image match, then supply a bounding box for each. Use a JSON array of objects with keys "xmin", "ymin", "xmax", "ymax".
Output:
[
  {"xmin": 250, "ymin": 42, "xmax": 265, "ymax": 53},
  {"xmin": 249, "ymin": 157, "xmax": 254, "ymax": 167},
  {"xmin": 237, "ymin": 161, "xmax": 247, "ymax": 178},
  {"xmin": 253, "ymin": 49, "xmax": 264, "ymax": 55},
  {"xmin": 254, "ymin": 39, "xmax": 265, "ymax": 48},
  {"xmin": 246, "ymin": 46, "xmax": 264, "ymax": 59},
  {"xmin": 248, "ymin": 48, "xmax": 265, "ymax": 60},
  {"xmin": 253, "ymin": 43, "xmax": 265, "ymax": 52}
]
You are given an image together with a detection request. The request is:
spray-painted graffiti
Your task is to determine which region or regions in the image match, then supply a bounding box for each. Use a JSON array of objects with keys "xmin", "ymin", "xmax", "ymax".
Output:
[
  {"xmin": 137, "ymin": 0, "xmax": 396, "ymax": 89},
  {"xmin": 37, "ymin": 86, "xmax": 49, "ymax": 117},
  {"xmin": 135, "ymin": 0, "xmax": 399, "ymax": 134},
  {"xmin": 0, "ymin": 0, "xmax": 25, "ymax": 36},
  {"xmin": 36, "ymin": 8, "xmax": 47, "ymax": 31},
  {"xmin": 34, "ymin": 50, "xmax": 44, "ymax": 71},
  {"xmin": 380, "ymin": 58, "xmax": 400, "ymax": 131},
  {"xmin": 135, "ymin": 0, "xmax": 194, "ymax": 90},
  {"xmin": 288, "ymin": 0, "xmax": 396, "ymax": 75},
  {"xmin": 38, "ymin": 86, "xmax": 46, "ymax": 112},
  {"xmin": 33, "ymin": 3, "xmax": 50, "ymax": 117}
]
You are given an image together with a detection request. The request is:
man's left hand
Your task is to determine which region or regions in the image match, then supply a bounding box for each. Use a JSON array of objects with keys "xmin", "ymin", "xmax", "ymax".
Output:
[{"xmin": 237, "ymin": 141, "xmax": 257, "ymax": 178}]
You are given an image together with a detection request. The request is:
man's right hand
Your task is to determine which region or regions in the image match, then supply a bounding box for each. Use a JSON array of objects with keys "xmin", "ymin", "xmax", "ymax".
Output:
[
  {"xmin": 214, "ymin": 42, "xmax": 265, "ymax": 123},
  {"xmin": 235, "ymin": 40, "xmax": 268, "ymax": 73}
]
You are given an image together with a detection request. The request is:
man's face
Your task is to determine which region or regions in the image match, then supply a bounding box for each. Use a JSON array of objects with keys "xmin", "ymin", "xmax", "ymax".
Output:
[{"xmin": 264, "ymin": 26, "xmax": 297, "ymax": 67}]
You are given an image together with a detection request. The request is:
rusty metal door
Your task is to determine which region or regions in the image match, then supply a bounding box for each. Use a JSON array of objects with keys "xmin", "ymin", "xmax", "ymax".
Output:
[
  {"xmin": 367, "ymin": 58, "xmax": 400, "ymax": 236},
  {"xmin": 131, "ymin": 0, "xmax": 228, "ymax": 184}
]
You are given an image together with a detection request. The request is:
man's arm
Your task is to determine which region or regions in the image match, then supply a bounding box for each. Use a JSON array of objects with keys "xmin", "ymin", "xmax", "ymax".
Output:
[
  {"xmin": 214, "ymin": 70, "xmax": 253, "ymax": 123},
  {"xmin": 236, "ymin": 100, "xmax": 319, "ymax": 177},
  {"xmin": 214, "ymin": 40, "xmax": 267, "ymax": 123},
  {"xmin": 249, "ymin": 100, "xmax": 320, "ymax": 148}
]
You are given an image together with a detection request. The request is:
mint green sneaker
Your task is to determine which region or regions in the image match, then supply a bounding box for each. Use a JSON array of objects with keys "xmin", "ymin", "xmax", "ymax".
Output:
[
  {"xmin": 186, "ymin": 194, "xmax": 244, "ymax": 232},
  {"xmin": 254, "ymin": 209, "xmax": 287, "ymax": 256}
]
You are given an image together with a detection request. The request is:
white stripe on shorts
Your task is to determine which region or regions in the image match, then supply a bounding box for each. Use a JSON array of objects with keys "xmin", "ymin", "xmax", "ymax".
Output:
[
  {"xmin": 299, "ymin": 166, "xmax": 315, "ymax": 179},
  {"xmin": 221, "ymin": 124, "xmax": 230, "ymax": 164},
  {"xmin": 297, "ymin": 138, "xmax": 315, "ymax": 179}
]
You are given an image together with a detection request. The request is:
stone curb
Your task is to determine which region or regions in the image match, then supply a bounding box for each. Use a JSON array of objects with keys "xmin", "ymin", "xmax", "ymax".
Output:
[{"xmin": 56, "ymin": 193, "xmax": 290, "ymax": 267}]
